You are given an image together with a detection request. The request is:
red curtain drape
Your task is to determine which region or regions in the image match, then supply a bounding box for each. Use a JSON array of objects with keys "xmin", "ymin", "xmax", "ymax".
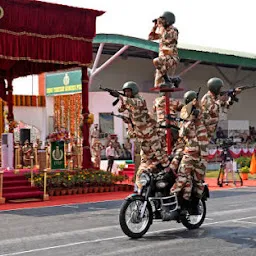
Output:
[{"xmin": 0, "ymin": 0, "xmax": 104, "ymax": 77}]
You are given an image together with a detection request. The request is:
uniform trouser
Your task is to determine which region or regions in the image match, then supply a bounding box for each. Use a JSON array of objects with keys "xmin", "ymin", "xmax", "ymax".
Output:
[
  {"xmin": 135, "ymin": 157, "xmax": 157, "ymax": 189},
  {"xmin": 171, "ymin": 154, "xmax": 202, "ymax": 200},
  {"xmin": 153, "ymin": 55, "xmax": 179, "ymax": 87},
  {"xmin": 192, "ymin": 158, "xmax": 207, "ymax": 199},
  {"xmin": 158, "ymin": 128, "xmax": 167, "ymax": 153},
  {"xmin": 94, "ymin": 154, "xmax": 101, "ymax": 169},
  {"xmin": 140, "ymin": 133, "xmax": 169, "ymax": 168},
  {"xmin": 170, "ymin": 139, "xmax": 185, "ymax": 173}
]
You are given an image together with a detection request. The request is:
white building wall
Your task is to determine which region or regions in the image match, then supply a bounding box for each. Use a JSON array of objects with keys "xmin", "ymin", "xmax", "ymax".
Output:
[
  {"xmin": 12, "ymin": 106, "xmax": 46, "ymax": 141},
  {"xmin": 90, "ymin": 54, "xmax": 256, "ymax": 127},
  {"xmin": 11, "ymin": 53, "xmax": 256, "ymax": 142}
]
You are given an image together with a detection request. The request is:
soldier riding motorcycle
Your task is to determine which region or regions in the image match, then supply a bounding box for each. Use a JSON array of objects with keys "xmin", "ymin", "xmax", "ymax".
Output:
[{"xmin": 119, "ymin": 90, "xmax": 210, "ymax": 239}]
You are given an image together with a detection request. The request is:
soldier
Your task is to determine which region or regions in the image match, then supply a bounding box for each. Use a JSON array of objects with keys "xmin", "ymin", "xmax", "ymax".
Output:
[
  {"xmin": 91, "ymin": 124, "xmax": 100, "ymax": 145},
  {"xmin": 91, "ymin": 138, "xmax": 104, "ymax": 169},
  {"xmin": 148, "ymin": 11, "xmax": 179, "ymax": 88},
  {"xmin": 124, "ymin": 137, "xmax": 132, "ymax": 159},
  {"xmin": 170, "ymin": 91, "xmax": 209, "ymax": 214},
  {"xmin": 201, "ymin": 77, "xmax": 241, "ymax": 140},
  {"xmin": 118, "ymin": 81, "xmax": 170, "ymax": 189},
  {"xmin": 22, "ymin": 140, "xmax": 33, "ymax": 167},
  {"xmin": 152, "ymin": 92, "xmax": 183, "ymax": 151}
]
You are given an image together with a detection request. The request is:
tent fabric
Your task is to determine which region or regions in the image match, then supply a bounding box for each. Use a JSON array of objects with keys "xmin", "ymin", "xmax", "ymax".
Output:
[{"xmin": 0, "ymin": 0, "xmax": 104, "ymax": 78}]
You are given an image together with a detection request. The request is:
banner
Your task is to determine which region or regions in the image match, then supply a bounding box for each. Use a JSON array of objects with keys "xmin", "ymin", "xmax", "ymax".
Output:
[
  {"xmin": 51, "ymin": 141, "xmax": 65, "ymax": 169},
  {"xmin": 46, "ymin": 70, "xmax": 82, "ymax": 96}
]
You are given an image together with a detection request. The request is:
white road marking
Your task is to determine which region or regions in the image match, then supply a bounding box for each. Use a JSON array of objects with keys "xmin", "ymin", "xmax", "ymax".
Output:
[
  {"xmin": 233, "ymin": 220, "xmax": 256, "ymax": 225},
  {"xmin": 1, "ymin": 215, "xmax": 256, "ymax": 256},
  {"xmin": 61, "ymin": 205, "xmax": 79, "ymax": 209}
]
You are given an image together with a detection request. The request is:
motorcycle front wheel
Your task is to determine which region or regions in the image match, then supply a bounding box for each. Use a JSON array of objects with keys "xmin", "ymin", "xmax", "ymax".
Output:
[
  {"xmin": 180, "ymin": 199, "xmax": 206, "ymax": 230},
  {"xmin": 119, "ymin": 198, "xmax": 153, "ymax": 238}
]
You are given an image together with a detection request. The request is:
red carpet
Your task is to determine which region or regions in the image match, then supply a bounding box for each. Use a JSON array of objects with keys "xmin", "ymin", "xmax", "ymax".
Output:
[
  {"xmin": 0, "ymin": 177, "xmax": 255, "ymax": 211},
  {"xmin": 3, "ymin": 170, "xmax": 43, "ymax": 201}
]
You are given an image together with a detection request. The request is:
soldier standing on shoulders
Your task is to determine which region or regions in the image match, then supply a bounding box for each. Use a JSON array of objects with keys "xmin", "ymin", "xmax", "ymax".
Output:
[{"xmin": 148, "ymin": 11, "xmax": 179, "ymax": 88}]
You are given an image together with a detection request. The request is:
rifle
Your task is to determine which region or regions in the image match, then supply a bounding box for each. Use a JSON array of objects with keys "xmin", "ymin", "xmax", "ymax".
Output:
[
  {"xmin": 99, "ymin": 85, "xmax": 125, "ymax": 106},
  {"xmin": 190, "ymin": 87, "xmax": 201, "ymax": 118},
  {"xmin": 220, "ymin": 84, "xmax": 256, "ymax": 105},
  {"xmin": 110, "ymin": 112, "xmax": 134, "ymax": 128},
  {"xmin": 165, "ymin": 114, "xmax": 184, "ymax": 122}
]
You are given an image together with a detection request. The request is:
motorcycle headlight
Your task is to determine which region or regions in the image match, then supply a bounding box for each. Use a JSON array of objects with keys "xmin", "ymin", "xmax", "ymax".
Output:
[
  {"xmin": 156, "ymin": 180, "xmax": 168, "ymax": 189},
  {"xmin": 139, "ymin": 173, "xmax": 150, "ymax": 186}
]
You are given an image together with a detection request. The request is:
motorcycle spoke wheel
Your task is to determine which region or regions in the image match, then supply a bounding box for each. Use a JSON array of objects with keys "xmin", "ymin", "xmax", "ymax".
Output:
[
  {"xmin": 119, "ymin": 198, "xmax": 153, "ymax": 238},
  {"xmin": 181, "ymin": 199, "xmax": 206, "ymax": 230}
]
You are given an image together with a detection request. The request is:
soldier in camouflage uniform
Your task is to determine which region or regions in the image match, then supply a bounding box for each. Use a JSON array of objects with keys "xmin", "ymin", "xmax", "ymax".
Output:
[
  {"xmin": 201, "ymin": 77, "xmax": 241, "ymax": 140},
  {"xmin": 118, "ymin": 81, "xmax": 170, "ymax": 189},
  {"xmin": 152, "ymin": 92, "xmax": 183, "ymax": 152},
  {"xmin": 91, "ymin": 139, "xmax": 104, "ymax": 169},
  {"xmin": 148, "ymin": 12, "xmax": 179, "ymax": 88},
  {"xmin": 170, "ymin": 91, "xmax": 209, "ymax": 213}
]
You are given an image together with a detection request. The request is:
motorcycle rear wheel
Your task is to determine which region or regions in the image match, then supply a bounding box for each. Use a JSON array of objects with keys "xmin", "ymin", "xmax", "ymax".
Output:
[
  {"xmin": 180, "ymin": 199, "xmax": 206, "ymax": 230},
  {"xmin": 119, "ymin": 198, "xmax": 153, "ymax": 239}
]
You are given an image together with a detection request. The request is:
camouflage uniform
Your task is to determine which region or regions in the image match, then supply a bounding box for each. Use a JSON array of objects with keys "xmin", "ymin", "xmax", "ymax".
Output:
[
  {"xmin": 91, "ymin": 139, "xmax": 104, "ymax": 169},
  {"xmin": 119, "ymin": 95, "xmax": 170, "ymax": 188},
  {"xmin": 201, "ymin": 91, "xmax": 231, "ymax": 139},
  {"xmin": 149, "ymin": 26, "xmax": 179, "ymax": 87},
  {"xmin": 152, "ymin": 95, "xmax": 183, "ymax": 152},
  {"xmin": 171, "ymin": 108, "xmax": 209, "ymax": 200}
]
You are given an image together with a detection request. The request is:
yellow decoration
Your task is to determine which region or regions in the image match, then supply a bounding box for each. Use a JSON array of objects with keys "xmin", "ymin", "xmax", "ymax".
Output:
[{"xmin": 87, "ymin": 113, "xmax": 94, "ymax": 124}]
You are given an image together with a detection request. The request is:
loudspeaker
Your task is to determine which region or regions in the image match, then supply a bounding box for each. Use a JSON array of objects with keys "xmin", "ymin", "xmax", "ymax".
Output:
[{"xmin": 20, "ymin": 128, "xmax": 31, "ymax": 145}]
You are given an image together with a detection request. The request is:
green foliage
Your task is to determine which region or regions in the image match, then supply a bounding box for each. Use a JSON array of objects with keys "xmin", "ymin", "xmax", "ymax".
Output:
[
  {"xmin": 240, "ymin": 166, "xmax": 250, "ymax": 173},
  {"xmin": 235, "ymin": 156, "xmax": 251, "ymax": 168},
  {"xmin": 24, "ymin": 169, "xmax": 128, "ymax": 191}
]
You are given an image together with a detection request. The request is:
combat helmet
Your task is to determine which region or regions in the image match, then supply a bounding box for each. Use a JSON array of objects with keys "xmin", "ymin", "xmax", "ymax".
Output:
[
  {"xmin": 160, "ymin": 11, "xmax": 175, "ymax": 26},
  {"xmin": 122, "ymin": 81, "xmax": 139, "ymax": 96},
  {"xmin": 207, "ymin": 77, "xmax": 224, "ymax": 96},
  {"xmin": 184, "ymin": 90, "xmax": 197, "ymax": 105}
]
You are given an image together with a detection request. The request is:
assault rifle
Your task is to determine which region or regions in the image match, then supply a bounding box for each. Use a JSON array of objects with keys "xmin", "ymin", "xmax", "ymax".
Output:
[
  {"xmin": 99, "ymin": 85, "xmax": 125, "ymax": 106},
  {"xmin": 190, "ymin": 87, "xmax": 201, "ymax": 118},
  {"xmin": 220, "ymin": 84, "xmax": 256, "ymax": 106},
  {"xmin": 110, "ymin": 112, "xmax": 134, "ymax": 128},
  {"xmin": 165, "ymin": 114, "xmax": 184, "ymax": 122}
]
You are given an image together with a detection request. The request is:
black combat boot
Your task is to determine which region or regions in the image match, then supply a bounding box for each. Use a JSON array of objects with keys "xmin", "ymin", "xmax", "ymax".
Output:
[
  {"xmin": 162, "ymin": 74, "xmax": 171, "ymax": 84},
  {"xmin": 190, "ymin": 197, "xmax": 200, "ymax": 215},
  {"xmin": 180, "ymin": 199, "xmax": 190, "ymax": 215}
]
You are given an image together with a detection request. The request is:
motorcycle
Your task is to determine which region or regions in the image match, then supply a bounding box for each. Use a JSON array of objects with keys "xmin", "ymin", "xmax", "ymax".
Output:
[{"xmin": 119, "ymin": 170, "xmax": 209, "ymax": 238}]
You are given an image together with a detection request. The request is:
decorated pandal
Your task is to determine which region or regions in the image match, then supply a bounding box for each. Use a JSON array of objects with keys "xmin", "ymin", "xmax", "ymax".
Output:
[
  {"xmin": 10, "ymin": 138, "xmax": 83, "ymax": 171},
  {"xmin": 54, "ymin": 94, "xmax": 82, "ymax": 138},
  {"xmin": 208, "ymin": 144, "xmax": 256, "ymax": 160}
]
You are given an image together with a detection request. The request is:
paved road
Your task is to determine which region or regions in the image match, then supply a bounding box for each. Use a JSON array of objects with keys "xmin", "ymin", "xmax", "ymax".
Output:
[{"xmin": 0, "ymin": 187, "xmax": 256, "ymax": 256}]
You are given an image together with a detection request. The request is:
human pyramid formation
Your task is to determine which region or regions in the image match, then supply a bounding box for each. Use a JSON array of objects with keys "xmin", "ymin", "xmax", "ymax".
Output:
[{"xmin": 105, "ymin": 11, "xmax": 242, "ymax": 215}]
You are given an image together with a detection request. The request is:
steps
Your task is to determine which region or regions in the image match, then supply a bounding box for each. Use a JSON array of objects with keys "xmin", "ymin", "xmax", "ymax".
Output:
[
  {"xmin": 121, "ymin": 164, "xmax": 135, "ymax": 180},
  {"xmin": 2, "ymin": 172, "xmax": 44, "ymax": 201}
]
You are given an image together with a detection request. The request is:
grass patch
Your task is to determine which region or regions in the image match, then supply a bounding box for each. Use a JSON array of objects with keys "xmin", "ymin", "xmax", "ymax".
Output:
[{"xmin": 206, "ymin": 170, "xmax": 256, "ymax": 179}]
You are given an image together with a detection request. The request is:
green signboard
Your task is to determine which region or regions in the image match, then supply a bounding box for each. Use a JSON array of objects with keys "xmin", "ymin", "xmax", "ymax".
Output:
[
  {"xmin": 51, "ymin": 141, "xmax": 65, "ymax": 169},
  {"xmin": 46, "ymin": 69, "xmax": 82, "ymax": 96}
]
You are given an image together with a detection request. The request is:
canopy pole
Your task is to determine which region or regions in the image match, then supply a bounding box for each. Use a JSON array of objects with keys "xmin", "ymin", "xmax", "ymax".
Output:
[
  {"xmin": 7, "ymin": 77, "xmax": 14, "ymax": 133},
  {"xmin": 81, "ymin": 68, "xmax": 93, "ymax": 169},
  {"xmin": 91, "ymin": 45, "xmax": 129, "ymax": 79},
  {"xmin": 178, "ymin": 60, "xmax": 201, "ymax": 77}
]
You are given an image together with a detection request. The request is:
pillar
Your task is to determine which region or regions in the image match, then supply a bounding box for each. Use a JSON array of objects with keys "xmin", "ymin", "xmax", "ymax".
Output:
[
  {"xmin": 7, "ymin": 77, "xmax": 14, "ymax": 133},
  {"xmin": 81, "ymin": 68, "xmax": 93, "ymax": 169}
]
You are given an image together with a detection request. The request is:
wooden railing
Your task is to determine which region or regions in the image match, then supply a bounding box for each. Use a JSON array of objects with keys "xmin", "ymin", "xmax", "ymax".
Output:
[
  {"xmin": 43, "ymin": 169, "xmax": 49, "ymax": 201},
  {"xmin": 0, "ymin": 170, "xmax": 5, "ymax": 204}
]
